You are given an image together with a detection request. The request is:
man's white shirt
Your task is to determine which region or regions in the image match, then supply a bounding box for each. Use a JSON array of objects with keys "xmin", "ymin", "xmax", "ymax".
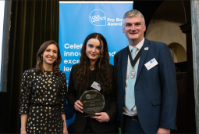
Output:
[{"xmin": 123, "ymin": 38, "xmax": 145, "ymax": 116}]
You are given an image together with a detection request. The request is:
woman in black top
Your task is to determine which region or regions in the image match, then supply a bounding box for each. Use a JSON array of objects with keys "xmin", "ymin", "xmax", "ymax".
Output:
[
  {"xmin": 67, "ymin": 33, "xmax": 118, "ymax": 133},
  {"xmin": 19, "ymin": 40, "xmax": 68, "ymax": 134}
]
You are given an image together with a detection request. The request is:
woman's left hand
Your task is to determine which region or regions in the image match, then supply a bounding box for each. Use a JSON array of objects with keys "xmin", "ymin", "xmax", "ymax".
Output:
[
  {"xmin": 63, "ymin": 127, "xmax": 68, "ymax": 134},
  {"xmin": 91, "ymin": 112, "xmax": 110, "ymax": 123},
  {"xmin": 62, "ymin": 121, "xmax": 68, "ymax": 134}
]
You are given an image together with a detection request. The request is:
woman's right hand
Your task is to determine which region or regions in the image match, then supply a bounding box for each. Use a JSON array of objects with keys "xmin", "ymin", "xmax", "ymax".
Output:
[
  {"xmin": 20, "ymin": 114, "xmax": 27, "ymax": 134},
  {"xmin": 20, "ymin": 128, "xmax": 27, "ymax": 134},
  {"xmin": 74, "ymin": 100, "xmax": 83, "ymax": 113}
]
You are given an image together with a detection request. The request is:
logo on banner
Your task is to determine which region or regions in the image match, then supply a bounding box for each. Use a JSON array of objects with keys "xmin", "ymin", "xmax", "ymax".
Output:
[{"xmin": 89, "ymin": 9, "xmax": 106, "ymax": 26}]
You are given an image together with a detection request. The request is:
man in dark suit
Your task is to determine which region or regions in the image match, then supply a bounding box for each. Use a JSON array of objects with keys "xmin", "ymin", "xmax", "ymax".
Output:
[{"xmin": 114, "ymin": 9, "xmax": 177, "ymax": 134}]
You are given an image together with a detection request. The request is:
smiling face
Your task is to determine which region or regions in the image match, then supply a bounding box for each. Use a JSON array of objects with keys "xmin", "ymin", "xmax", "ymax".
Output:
[
  {"xmin": 86, "ymin": 38, "xmax": 103, "ymax": 62},
  {"xmin": 123, "ymin": 16, "xmax": 146, "ymax": 46},
  {"xmin": 41, "ymin": 44, "xmax": 58, "ymax": 66}
]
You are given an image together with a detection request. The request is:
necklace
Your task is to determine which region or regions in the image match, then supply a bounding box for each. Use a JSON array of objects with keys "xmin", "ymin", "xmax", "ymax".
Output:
[
  {"xmin": 44, "ymin": 72, "xmax": 52, "ymax": 83},
  {"xmin": 131, "ymin": 68, "xmax": 136, "ymax": 79}
]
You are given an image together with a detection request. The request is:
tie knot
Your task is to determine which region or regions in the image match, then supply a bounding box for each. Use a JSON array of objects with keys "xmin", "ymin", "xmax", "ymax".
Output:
[{"xmin": 132, "ymin": 47, "xmax": 137, "ymax": 53}]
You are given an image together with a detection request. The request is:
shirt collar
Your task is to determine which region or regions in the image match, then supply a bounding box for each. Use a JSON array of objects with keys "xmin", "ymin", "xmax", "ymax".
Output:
[{"xmin": 128, "ymin": 38, "xmax": 145, "ymax": 51}]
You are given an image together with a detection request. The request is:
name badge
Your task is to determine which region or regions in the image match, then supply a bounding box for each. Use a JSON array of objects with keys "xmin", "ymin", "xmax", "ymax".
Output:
[
  {"xmin": 144, "ymin": 58, "xmax": 158, "ymax": 70},
  {"xmin": 91, "ymin": 81, "xmax": 101, "ymax": 91}
]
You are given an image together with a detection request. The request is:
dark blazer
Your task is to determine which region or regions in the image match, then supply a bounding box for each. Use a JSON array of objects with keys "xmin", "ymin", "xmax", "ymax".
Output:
[
  {"xmin": 114, "ymin": 39, "xmax": 177, "ymax": 133},
  {"xmin": 67, "ymin": 64, "xmax": 118, "ymax": 133}
]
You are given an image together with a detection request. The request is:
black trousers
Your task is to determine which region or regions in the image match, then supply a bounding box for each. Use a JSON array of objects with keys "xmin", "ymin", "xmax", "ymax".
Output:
[
  {"xmin": 77, "ymin": 118, "xmax": 118, "ymax": 134},
  {"xmin": 123, "ymin": 115, "xmax": 145, "ymax": 134}
]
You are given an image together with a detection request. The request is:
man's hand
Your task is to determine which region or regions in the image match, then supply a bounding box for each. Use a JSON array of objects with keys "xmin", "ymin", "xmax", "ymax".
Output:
[{"xmin": 156, "ymin": 128, "xmax": 170, "ymax": 134}]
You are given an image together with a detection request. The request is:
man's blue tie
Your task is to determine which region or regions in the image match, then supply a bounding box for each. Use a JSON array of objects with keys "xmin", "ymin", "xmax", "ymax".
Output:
[{"xmin": 125, "ymin": 47, "xmax": 138, "ymax": 111}]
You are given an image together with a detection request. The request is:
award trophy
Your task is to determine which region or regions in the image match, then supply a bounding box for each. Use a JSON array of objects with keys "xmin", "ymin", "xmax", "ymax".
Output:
[{"xmin": 79, "ymin": 90, "xmax": 105, "ymax": 116}]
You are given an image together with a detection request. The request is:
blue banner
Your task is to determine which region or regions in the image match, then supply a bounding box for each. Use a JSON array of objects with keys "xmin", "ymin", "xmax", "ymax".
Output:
[{"xmin": 59, "ymin": 1, "xmax": 133, "ymax": 132}]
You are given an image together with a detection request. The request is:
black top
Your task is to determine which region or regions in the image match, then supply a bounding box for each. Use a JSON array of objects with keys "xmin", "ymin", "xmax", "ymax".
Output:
[
  {"xmin": 19, "ymin": 68, "xmax": 67, "ymax": 114},
  {"xmin": 67, "ymin": 64, "xmax": 118, "ymax": 133}
]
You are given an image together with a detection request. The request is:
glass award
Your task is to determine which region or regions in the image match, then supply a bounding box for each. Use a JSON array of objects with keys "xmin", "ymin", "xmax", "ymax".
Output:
[{"xmin": 79, "ymin": 90, "xmax": 105, "ymax": 116}]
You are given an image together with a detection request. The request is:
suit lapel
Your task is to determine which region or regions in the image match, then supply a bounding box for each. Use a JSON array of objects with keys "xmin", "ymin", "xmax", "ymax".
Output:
[
  {"xmin": 136, "ymin": 39, "xmax": 150, "ymax": 80},
  {"xmin": 122, "ymin": 47, "xmax": 128, "ymax": 93}
]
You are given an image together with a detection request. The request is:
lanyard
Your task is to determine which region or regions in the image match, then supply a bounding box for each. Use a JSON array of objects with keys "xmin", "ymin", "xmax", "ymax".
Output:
[{"xmin": 127, "ymin": 47, "xmax": 142, "ymax": 68}]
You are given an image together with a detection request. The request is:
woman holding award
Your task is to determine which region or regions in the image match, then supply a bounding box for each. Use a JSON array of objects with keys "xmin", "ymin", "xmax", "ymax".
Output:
[
  {"xmin": 67, "ymin": 33, "xmax": 118, "ymax": 133},
  {"xmin": 19, "ymin": 40, "xmax": 68, "ymax": 134}
]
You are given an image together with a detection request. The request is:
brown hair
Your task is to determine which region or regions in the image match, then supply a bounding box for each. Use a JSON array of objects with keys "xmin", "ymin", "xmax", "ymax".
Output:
[
  {"xmin": 36, "ymin": 40, "xmax": 61, "ymax": 75},
  {"xmin": 75, "ymin": 33, "xmax": 112, "ymax": 95}
]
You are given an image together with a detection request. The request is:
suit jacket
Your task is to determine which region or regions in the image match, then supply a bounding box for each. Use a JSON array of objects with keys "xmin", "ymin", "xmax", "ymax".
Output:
[
  {"xmin": 114, "ymin": 39, "xmax": 177, "ymax": 133},
  {"xmin": 67, "ymin": 64, "xmax": 118, "ymax": 133}
]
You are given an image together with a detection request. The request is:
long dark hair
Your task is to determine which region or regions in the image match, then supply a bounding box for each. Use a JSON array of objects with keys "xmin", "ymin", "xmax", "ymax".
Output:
[
  {"xmin": 36, "ymin": 40, "xmax": 61, "ymax": 75},
  {"xmin": 75, "ymin": 33, "xmax": 112, "ymax": 95}
]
